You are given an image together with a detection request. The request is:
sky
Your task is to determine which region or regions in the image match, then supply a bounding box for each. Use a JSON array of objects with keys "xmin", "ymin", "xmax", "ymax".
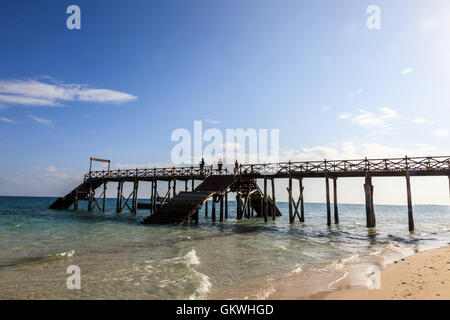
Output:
[{"xmin": 0, "ymin": 0, "xmax": 449, "ymax": 205}]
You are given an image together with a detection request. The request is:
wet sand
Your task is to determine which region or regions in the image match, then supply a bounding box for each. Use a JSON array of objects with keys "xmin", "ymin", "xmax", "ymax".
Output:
[{"xmin": 327, "ymin": 246, "xmax": 450, "ymax": 300}]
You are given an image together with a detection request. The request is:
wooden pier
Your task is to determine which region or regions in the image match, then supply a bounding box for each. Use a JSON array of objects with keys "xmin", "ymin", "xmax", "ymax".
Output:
[{"xmin": 49, "ymin": 156, "xmax": 450, "ymax": 231}]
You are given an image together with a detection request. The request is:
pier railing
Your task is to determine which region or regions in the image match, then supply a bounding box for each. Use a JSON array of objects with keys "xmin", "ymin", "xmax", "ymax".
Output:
[
  {"xmin": 238, "ymin": 156, "xmax": 450, "ymax": 176},
  {"xmin": 84, "ymin": 166, "xmax": 231, "ymax": 181},
  {"xmin": 84, "ymin": 156, "xmax": 450, "ymax": 181}
]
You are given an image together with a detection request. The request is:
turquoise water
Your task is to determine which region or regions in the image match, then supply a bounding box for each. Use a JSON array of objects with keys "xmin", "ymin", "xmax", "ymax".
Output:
[{"xmin": 0, "ymin": 196, "xmax": 449, "ymax": 299}]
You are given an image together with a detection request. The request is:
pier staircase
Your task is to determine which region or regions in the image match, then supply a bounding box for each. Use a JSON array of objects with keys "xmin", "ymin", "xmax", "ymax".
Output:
[
  {"xmin": 143, "ymin": 175, "xmax": 235, "ymax": 225},
  {"xmin": 49, "ymin": 179, "xmax": 103, "ymax": 210},
  {"xmin": 236, "ymin": 178, "xmax": 281, "ymax": 218}
]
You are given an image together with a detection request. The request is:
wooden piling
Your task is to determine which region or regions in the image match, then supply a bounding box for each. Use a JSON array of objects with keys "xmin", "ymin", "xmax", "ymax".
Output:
[
  {"xmin": 173, "ymin": 180, "xmax": 176, "ymax": 197},
  {"xmin": 288, "ymin": 176, "xmax": 293, "ymax": 223},
  {"xmin": 220, "ymin": 195, "xmax": 224, "ymax": 222},
  {"xmin": 212, "ymin": 196, "xmax": 216, "ymax": 222},
  {"xmin": 326, "ymin": 177, "xmax": 331, "ymax": 226},
  {"xmin": 116, "ymin": 181, "xmax": 123, "ymax": 213},
  {"xmin": 88, "ymin": 181, "xmax": 93, "ymax": 211},
  {"xmin": 236, "ymin": 194, "xmax": 242, "ymax": 220},
  {"xmin": 263, "ymin": 177, "xmax": 268, "ymax": 222},
  {"xmin": 406, "ymin": 173, "xmax": 414, "ymax": 231},
  {"xmin": 132, "ymin": 180, "xmax": 139, "ymax": 215},
  {"xmin": 225, "ymin": 191, "xmax": 228, "ymax": 219},
  {"xmin": 333, "ymin": 177, "xmax": 338, "ymax": 224},
  {"xmin": 205, "ymin": 200, "xmax": 208, "ymax": 217},
  {"xmin": 271, "ymin": 178, "xmax": 276, "ymax": 220},
  {"xmin": 299, "ymin": 178, "xmax": 304, "ymax": 222},
  {"xmin": 102, "ymin": 181, "xmax": 107, "ymax": 212},
  {"xmin": 364, "ymin": 176, "xmax": 376, "ymax": 228},
  {"xmin": 153, "ymin": 180, "xmax": 158, "ymax": 214},
  {"xmin": 185, "ymin": 180, "xmax": 188, "ymax": 192}
]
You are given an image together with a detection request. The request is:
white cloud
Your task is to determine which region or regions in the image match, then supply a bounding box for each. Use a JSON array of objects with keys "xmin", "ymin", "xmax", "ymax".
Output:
[
  {"xmin": 27, "ymin": 114, "xmax": 54, "ymax": 128},
  {"xmin": 413, "ymin": 117, "xmax": 436, "ymax": 124},
  {"xmin": 339, "ymin": 107, "xmax": 399, "ymax": 134},
  {"xmin": 0, "ymin": 117, "xmax": 16, "ymax": 123},
  {"xmin": 338, "ymin": 113, "xmax": 352, "ymax": 120},
  {"xmin": 435, "ymin": 129, "xmax": 448, "ymax": 138},
  {"xmin": 0, "ymin": 79, "xmax": 137, "ymax": 107}
]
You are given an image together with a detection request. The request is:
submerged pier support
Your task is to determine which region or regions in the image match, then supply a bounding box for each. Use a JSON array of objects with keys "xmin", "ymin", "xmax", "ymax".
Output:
[
  {"xmin": 406, "ymin": 173, "xmax": 414, "ymax": 231},
  {"xmin": 364, "ymin": 176, "xmax": 376, "ymax": 228},
  {"xmin": 326, "ymin": 177, "xmax": 331, "ymax": 226},
  {"xmin": 333, "ymin": 177, "xmax": 338, "ymax": 224}
]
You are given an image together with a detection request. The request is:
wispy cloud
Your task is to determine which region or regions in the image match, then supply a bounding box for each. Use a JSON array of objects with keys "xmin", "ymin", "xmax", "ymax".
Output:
[
  {"xmin": 339, "ymin": 107, "xmax": 399, "ymax": 134},
  {"xmin": 0, "ymin": 79, "xmax": 138, "ymax": 107},
  {"xmin": 435, "ymin": 129, "xmax": 448, "ymax": 138},
  {"xmin": 401, "ymin": 67, "xmax": 414, "ymax": 75},
  {"xmin": 0, "ymin": 116, "xmax": 16, "ymax": 123},
  {"xmin": 27, "ymin": 114, "xmax": 54, "ymax": 128},
  {"xmin": 413, "ymin": 117, "xmax": 436, "ymax": 124}
]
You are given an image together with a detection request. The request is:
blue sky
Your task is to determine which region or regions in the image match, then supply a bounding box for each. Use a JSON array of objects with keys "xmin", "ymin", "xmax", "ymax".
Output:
[{"xmin": 0, "ymin": 0, "xmax": 449, "ymax": 204}]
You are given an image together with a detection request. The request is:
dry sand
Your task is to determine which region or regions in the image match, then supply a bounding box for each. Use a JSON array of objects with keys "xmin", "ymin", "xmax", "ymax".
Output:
[{"xmin": 327, "ymin": 246, "xmax": 450, "ymax": 300}]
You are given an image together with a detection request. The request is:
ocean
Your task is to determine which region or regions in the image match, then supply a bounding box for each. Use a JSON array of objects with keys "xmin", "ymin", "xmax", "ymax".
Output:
[{"xmin": 0, "ymin": 196, "xmax": 449, "ymax": 299}]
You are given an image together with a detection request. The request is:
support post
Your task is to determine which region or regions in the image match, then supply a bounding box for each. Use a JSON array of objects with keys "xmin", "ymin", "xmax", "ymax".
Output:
[
  {"xmin": 263, "ymin": 177, "xmax": 268, "ymax": 222},
  {"xmin": 326, "ymin": 177, "xmax": 331, "ymax": 226},
  {"xmin": 88, "ymin": 181, "xmax": 93, "ymax": 211},
  {"xmin": 299, "ymin": 178, "xmax": 305, "ymax": 222},
  {"xmin": 220, "ymin": 195, "xmax": 224, "ymax": 222},
  {"xmin": 185, "ymin": 180, "xmax": 188, "ymax": 192},
  {"xmin": 271, "ymin": 178, "xmax": 276, "ymax": 220},
  {"xmin": 116, "ymin": 181, "xmax": 123, "ymax": 213},
  {"xmin": 194, "ymin": 209, "xmax": 199, "ymax": 224},
  {"xmin": 236, "ymin": 194, "xmax": 242, "ymax": 220},
  {"xmin": 173, "ymin": 179, "xmax": 176, "ymax": 197},
  {"xmin": 167, "ymin": 180, "xmax": 171, "ymax": 200},
  {"xmin": 225, "ymin": 191, "xmax": 228, "ymax": 219},
  {"xmin": 102, "ymin": 181, "xmax": 107, "ymax": 212},
  {"xmin": 333, "ymin": 177, "xmax": 338, "ymax": 224},
  {"xmin": 288, "ymin": 176, "xmax": 293, "ymax": 223},
  {"xmin": 205, "ymin": 200, "xmax": 208, "ymax": 217},
  {"xmin": 191, "ymin": 178, "xmax": 195, "ymax": 191},
  {"xmin": 153, "ymin": 180, "xmax": 158, "ymax": 214},
  {"xmin": 212, "ymin": 196, "xmax": 216, "ymax": 222},
  {"xmin": 406, "ymin": 173, "xmax": 414, "ymax": 231},
  {"xmin": 150, "ymin": 180, "xmax": 154, "ymax": 214},
  {"xmin": 364, "ymin": 176, "xmax": 376, "ymax": 228},
  {"xmin": 132, "ymin": 180, "xmax": 139, "ymax": 215}
]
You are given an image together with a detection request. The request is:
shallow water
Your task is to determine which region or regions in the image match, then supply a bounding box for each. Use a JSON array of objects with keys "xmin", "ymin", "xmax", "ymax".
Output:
[{"xmin": 0, "ymin": 196, "xmax": 449, "ymax": 299}]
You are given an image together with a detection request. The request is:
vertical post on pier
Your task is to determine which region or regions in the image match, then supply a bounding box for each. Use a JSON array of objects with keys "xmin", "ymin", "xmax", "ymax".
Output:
[
  {"xmin": 150, "ymin": 180, "xmax": 154, "ymax": 214},
  {"xmin": 132, "ymin": 180, "xmax": 139, "ymax": 215},
  {"xmin": 88, "ymin": 181, "xmax": 93, "ymax": 211},
  {"xmin": 173, "ymin": 179, "xmax": 176, "ymax": 197},
  {"xmin": 167, "ymin": 180, "xmax": 171, "ymax": 200},
  {"xmin": 193, "ymin": 209, "xmax": 199, "ymax": 224},
  {"xmin": 263, "ymin": 177, "xmax": 268, "ymax": 222},
  {"xmin": 271, "ymin": 178, "xmax": 276, "ymax": 220},
  {"xmin": 247, "ymin": 194, "xmax": 251, "ymax": 219},
  {"xmin": 406, "ymin": 172, "xmax": 414, "ymax": 231},
  {"xmin": 299, "ymin": 178, "xmax": 305, "ymax": 222},
  {"xmin": 364, "ymin": 175, "xmax": 376, "ymax": 228},
  {"xmin": 220, "ymin": 195, "xmax": 224, "ymax": 222},
  {"xmin": 288, "ymin": 175, "xmax": 293, "ymax": 223},
  {"xmin": 236, "ymin": 194, "xmax": 242, "ymax": 220},
  {"xmin": 153, "ymin": 180, "xmax": 158, "ymax": 214},
  {"xmin": 205, "ymin": 199, "xmax": 208, "ymax": 217},
  {"xmin": 333, "ymin": 177, "xmax": 338, "ymax": 224},
  {"xmin": 212, "ymin": 195, "xmax": 216, "ymax": 222},
  {"xmin": 191, "ymin": 178, "xmax": 195, "ymax": 191},
  {"xmin": 185, "ymin": 180, "xmax": 188, "ymax": 192},
  {"xmin": 116, "ymin": 181, "xmax": 123, "ymax": 213},
  {"xmin": 225, "ymin": 191, "xmax": 228, "ymax": 219},
  {"xmin": 325, "ymin": 176, "xmax": 331, "ymax": 226},
  {"xmin": 102, "ymin": 181, "xmax": 107, "ymax": 212},
  {"xmin": 74, "ymin": 189, "xmax": 79, "ymax": 211}
]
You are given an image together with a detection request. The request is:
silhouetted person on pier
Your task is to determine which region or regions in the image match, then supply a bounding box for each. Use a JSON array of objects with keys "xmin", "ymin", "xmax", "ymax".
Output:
[
  {"xmin": 200, "ymin": 158, "xmax": 205, "ymax": 174},
  {"xmin": 218, "ymin": 159, "xmax": 223, "ymax": 173}
]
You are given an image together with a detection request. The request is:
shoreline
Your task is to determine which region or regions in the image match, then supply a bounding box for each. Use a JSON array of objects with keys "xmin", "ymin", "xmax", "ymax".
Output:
[
  {"xmin": 265, "ymin": 245, "xmax": 450, "ymax": 300},
  {"xmin": 326, "ymin": 245, "xmax": 450, "ymax": 300}
]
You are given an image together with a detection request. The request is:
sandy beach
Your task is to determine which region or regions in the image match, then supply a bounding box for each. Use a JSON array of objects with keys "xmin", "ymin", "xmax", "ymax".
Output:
[{"xmin": 327, "ymin": 246, "xmax": 450, "ymax": 300}]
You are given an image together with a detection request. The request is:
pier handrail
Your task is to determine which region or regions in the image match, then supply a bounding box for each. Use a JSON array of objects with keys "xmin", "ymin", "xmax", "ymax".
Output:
[{"xmin": 84, "ymin": 156, "xmax": 450, "ymax": 181}]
